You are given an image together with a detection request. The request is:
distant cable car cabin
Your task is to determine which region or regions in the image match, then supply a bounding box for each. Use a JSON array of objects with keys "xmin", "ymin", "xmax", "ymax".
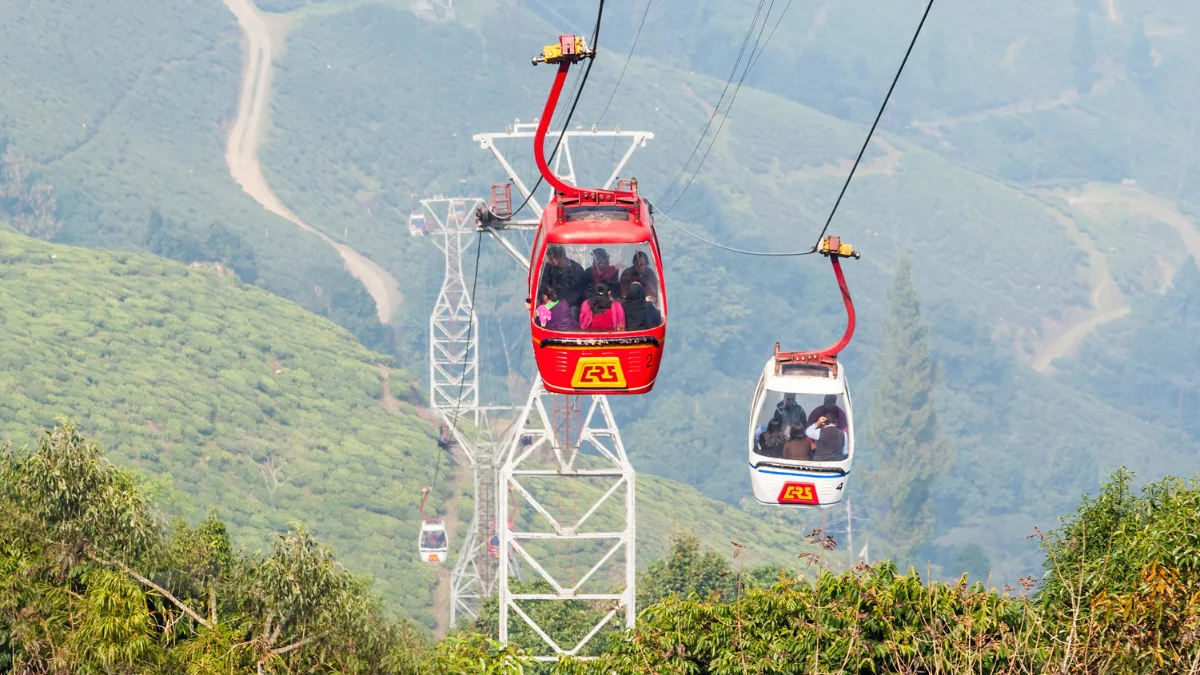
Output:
[
  {"xmin": 748, "ymin": 237, "xmax": 860, "ymax": 509},
  {"xmin": 524, "ymin": 35, "xmax": 667, "ymax": 395},
  {"xmin": 418, "ymin": 487, "xmax": 449, "ymax": 563},
  {"xmin": 408, "ymin": 211, "xmax": 427, "ymax": 237}
]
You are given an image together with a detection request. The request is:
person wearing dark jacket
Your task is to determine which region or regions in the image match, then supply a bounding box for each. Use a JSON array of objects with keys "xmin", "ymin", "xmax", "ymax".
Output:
[
  {"xmin": 775, "ymin": 393, "xmax": 807, "ymax": 430},
  {"xmin": 586, "ymin": 248, "xmax": 619, "ymax": 298},
  {"xmin": 622, "ymin": 281, "xmax": 662, "ymax": 330},
  {"xmin": 757, "ymin": 418, "xmax": 786, "ymax": 458},
  {"xmin": 806, "ymin": 416, "xmax": 847, "ymax": 461},
  {"xmin": 540, "ymin": 245, "xmax": 588, "ymax": 314},
  {"xmin": 807, "ymin": 394, "xmax": 848, "ymax": 430}
]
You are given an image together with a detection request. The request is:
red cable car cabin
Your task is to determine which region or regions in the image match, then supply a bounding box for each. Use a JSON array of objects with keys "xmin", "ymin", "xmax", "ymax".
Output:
[
  {"xmin": 527, "ymin": 186, "xmax": 667, "ymax": 395},
  {"xmin": 521, "ymin": 34, "xmax": 667, "ymax": 395}
]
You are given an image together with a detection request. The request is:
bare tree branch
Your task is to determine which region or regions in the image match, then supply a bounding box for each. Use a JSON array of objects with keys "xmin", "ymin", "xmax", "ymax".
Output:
[
  {"xmin": 271, "ymin": 631, "xmax": 329, "ymax": 656},
  {"xmin": 93, "ymin": 554, "xmax": 212, "ymax": 629}
]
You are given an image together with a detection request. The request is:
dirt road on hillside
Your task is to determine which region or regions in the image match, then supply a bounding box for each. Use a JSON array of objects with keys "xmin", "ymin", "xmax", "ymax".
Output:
[{"xmin": 221, "ymin": 0, "xmax": 403, "ymax": 323}]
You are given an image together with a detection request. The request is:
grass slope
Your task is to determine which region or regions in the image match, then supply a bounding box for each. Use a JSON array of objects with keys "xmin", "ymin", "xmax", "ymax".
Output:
[
  {"xmin": 0, "ymin": 0, "xmax": 387, "ymax": 352},
  {"xmin": 252, "ymin": 3, "xmax": 1200, "ymax": 581},
  {"xmin": 0, "ymin": 229, "xmax": 824, "ymax": 625}
]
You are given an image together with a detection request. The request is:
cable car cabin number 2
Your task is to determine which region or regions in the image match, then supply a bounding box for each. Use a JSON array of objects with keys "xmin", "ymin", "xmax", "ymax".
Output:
[{"xmin": 527, "ymin": 190, "xmax": 667, "ymax": 396}]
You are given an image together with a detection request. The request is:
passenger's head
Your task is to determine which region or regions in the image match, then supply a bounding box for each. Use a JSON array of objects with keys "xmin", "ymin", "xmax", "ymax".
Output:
[
  {"xmin": 592, "ymin": 248, "xmax": 610, "ymax": 266},
  {"xmin": 546, "ymin": 244, "xmax": 566, "ymax": 266},
  {"xmin": 632, "ymin": 251, "xmax": 649, "ymax": 272},
  {"xmin": 589, "ymin": 282, "xmax": 614, "ymax": 312},
  {"xmin": 627, "ymin": 281, "xmax": 646, "ymax": 302},
  {"xmin": 784, "ymin": 393, "xmax": 797, "ymax": 405},
  {"xmin": 789, "ymin": 426, "xmax": 806, "ymax": 440},
  {"xmin": 823, "ymin": 394, "xmax": 837, "ymax": 407},
  {"xmin": 767, "ymin": 418, "xmax": 782, "ymax": 434},
  {"xmin": 539, "ymin": 284, "xmax": 558, "ymax": 303}
]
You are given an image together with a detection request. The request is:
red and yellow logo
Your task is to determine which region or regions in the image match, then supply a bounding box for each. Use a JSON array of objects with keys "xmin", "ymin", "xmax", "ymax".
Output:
[
  {"xmin": 777, "ymin": 482, "xmax": 819, "ymax": 505},
  {"xmin": 428, "ymin": 554, "xmax": 440, "ymax": 562},
  {"xmin": 571, "ymin": 357, "xmax": 627, "ymax": 388}
]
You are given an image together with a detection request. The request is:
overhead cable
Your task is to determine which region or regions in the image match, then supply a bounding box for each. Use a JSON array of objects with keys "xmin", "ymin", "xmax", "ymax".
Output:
[{"xmin": 810, "ymin": 0, "xmax": 935, "ymax": 248}]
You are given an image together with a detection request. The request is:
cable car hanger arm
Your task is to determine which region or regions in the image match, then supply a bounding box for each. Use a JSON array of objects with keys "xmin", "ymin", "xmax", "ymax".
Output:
[
  {"xmin": 776, "ymin": 237, "xmax": 860, "ymax": 370},
  {"xmin": 532, "ymin": 35, "xmax": 596, "ymax": 198}
]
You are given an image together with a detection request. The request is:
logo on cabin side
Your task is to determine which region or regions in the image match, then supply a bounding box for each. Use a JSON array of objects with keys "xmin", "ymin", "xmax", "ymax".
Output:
[
  {"xmin": 571, "ymin": 357, "xmax": 627, "ymax": 388},
  {"xmin": 428, "ymin": 554, "xmax": 440, "ymax": 562},
  {"xmin": 777, "ymin": 482, "xmax": 819, "ymax": 505}
]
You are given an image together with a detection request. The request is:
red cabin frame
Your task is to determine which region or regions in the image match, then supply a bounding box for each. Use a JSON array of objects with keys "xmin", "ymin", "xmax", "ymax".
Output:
[
  {"xmin": 523, "ymin": 34, "xmax": 668, "ymax": 395},
  {"xmin": 527, "ymin": 188, "xmax": 667, "ymax": 395}
]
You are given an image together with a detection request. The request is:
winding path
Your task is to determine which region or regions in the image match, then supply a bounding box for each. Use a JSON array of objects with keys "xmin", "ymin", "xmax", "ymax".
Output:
[{"xmin": 221, "ymin": 0, "xmax": 403, "ymax": 323}]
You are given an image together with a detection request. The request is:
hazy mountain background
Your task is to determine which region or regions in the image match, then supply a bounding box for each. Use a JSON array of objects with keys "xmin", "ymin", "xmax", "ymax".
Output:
[{"xmin": 3, "ymin": 0, "xmax": 1199, "ymax": 626}]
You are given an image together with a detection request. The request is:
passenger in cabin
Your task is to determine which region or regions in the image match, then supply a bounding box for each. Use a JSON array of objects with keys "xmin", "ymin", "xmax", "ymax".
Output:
[
  {"xmin": 807, "ymin": 394, "xmax": 848, "ymax": 430},
  {"xmin": 623, "ymin": 282, "xmax": 662, "ymax": 330},
  {"xmin": 579, "ymin": 282, "xmax": 626, "ymax": 331},
  {"xmin": 782, "ymin": 426, "xmax": 811, "ymax": 461},
  {"xmin": 757, "ymin": 418, "xmax": 786, "ymax": 457},
  {"xmin": 619, "ymin": 251, "xmax": 658, "ymax": 300},
  {"xmin": 422, "ymin": 530, "xmax": 447, "ymax": 549},
  {"xmin": 587, "ymin": 248, "xmax": 619, "ymax": 297},
  {"xmin": 775, "ymin": 393, "xmax": 807, "ymax": 430},
  {"xmin": 437, "ymin": 425, "xmax": 452, "ymax": 450},
  {"xmin": 534, "ymin": 284, "xmax": 579, "ymax": 331},
  {"xmin": 806, "ymin": 416, "xmax": 847, "ymax": 461},
  {"xmin": 541, "ymin": 245, "xmax": 588, "ymax": 316}
]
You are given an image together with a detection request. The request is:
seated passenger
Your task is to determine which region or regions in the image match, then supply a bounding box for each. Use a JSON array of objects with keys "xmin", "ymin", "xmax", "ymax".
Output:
[
  {"xmin": 757, "ymin": 418, "xmax": 786, "ymax": 458},
  {"xmin": 775, "ymin": 393, "xmax": 807, "ymax": 430},
  {"xmin": 782, "ymin": 426, "xmax": 811, "ymax": 461},
  {"xmin": 805, "ymin": 416, "xmax": 847, "ymax": 461},
  {"xmin": 579, "ymin": 282, "xmax": 625, "ymax": 331},
  {"xmin": 423, "ymin": 530, "xmax": 447, "ymax": 549},
  {"xmin": 807, "ymin": 394, "xmax": 848, "ymax": 430},
  {"xmin": 534, "ymin": 285, "xmax": 579, "ymax": 331},
  {"xmin": 540, "ymin": 244, "xmax": 588, "ymax": 315},
  {"xmin": 586, "ymin": 248, "xmax": 619, "ymax": 297},
  {"xmin": 619, "ymin": 251, "xmax": 658, "ymax": 300},
  {"xmin": 623, "ymin": 282, "xmax": 662, "ymax": 330}
]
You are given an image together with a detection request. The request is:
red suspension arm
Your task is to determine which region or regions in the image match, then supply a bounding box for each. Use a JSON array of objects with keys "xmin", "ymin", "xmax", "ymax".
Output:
[
  {"xmin": 419, "ymin": 487, "xmax": 437, "ymax": 523},
  {"xmin": 822, "ymin": 257, "xmax": 857, "ymax": 358},
  {"xmin": 533, "ymin": 61, "xmax": 581, "ymax": 197}
]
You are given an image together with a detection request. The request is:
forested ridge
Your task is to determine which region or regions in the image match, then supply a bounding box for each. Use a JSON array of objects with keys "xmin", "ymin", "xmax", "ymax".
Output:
[
  {"xmin": 4, "ymin": 423, "xmax": 1198, "ymax": 672},
  {"xmin": 2, "ymin": 0, "xmax": 1200, "ymax": 668}
]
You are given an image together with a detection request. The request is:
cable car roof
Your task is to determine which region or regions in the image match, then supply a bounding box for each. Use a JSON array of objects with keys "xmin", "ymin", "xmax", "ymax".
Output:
[
  {"xmin": 542, "ymin": 195, "xmax": 652, "ymax": 245},
  {"xmin": 760, "ymin": 358, "xmax": 847, "ymax": 396}
]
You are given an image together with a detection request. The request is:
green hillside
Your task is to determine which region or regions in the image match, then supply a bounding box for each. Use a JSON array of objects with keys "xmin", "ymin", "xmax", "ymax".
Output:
[
  {"xmin": 254, "ymin": 0, "xmax": 1200, "ymax": 581},
  {"xmin": 0, "ymin": 0, "xmax": 388, "ymax": 354},
  {"xmin": 0, "ymin": 228, "xmax": 825, "ymax": 628},
  {"xmin": 5, "ymin": 0, "xmax": 1200, "ymax": 589}
]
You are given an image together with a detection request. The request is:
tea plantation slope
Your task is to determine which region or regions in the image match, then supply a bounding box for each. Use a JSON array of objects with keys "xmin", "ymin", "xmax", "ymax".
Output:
[{"xmin": 0, "ymin": 229, "xmax": 825, "ymax": 625}]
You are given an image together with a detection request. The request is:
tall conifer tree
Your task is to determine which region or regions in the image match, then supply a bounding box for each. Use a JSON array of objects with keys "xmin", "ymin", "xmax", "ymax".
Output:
[{"xmin": 863, "ymin": 251, "xmax": 953, "ymax": 565}]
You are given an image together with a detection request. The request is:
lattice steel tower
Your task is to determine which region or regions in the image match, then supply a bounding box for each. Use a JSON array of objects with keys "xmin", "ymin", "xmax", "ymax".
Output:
[{"xmin": 472, "ymin": 120, "xmax": 653, "ymax": 660}]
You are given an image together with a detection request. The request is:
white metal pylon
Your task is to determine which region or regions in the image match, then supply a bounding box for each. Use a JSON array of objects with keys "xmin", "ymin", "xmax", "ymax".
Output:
[
  {"xmin": 498, "ymin": 382, "xmax": 636, "ymax": 661},
  {"xmin": 469, "ymin": 120, "xmax": 652, "ymax": 659},
  {"xmin": 415, "ymin": 196, "xmax": 516, "ymax": 627},
  {"xmin": 472, "ymin": 120, "xmax": 654, "ymax": 223}
]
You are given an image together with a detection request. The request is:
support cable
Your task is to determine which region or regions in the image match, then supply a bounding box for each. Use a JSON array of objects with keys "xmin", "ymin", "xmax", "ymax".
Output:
[
  {"xmin": 810, "ymin": 0, "xmax": 935, "ymax": 249},
  {"xmin": 660, "ymin": 0, "xmax": 936, "ymax": 255},
  {"xmin": 596, "ymin": 0, "xmax": 652, "ymax": 125},
  {"xmin": 491, "ymin": 0, "xmax": 607, "ymax": 221}
]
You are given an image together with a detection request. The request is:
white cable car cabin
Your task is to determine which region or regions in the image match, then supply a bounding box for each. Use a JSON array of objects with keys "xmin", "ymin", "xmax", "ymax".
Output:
[
  {"xmin": 408, "ymin": 211, "xmax": 427, "ymax": 237},
  {"xmin": 748, "ymin": 351, "xmax": 854, "ymax": 509},
  {"xmin": 417, "ymin": 486, "xmax": 449, "ymax": 563},
  {"xmin": 747, "ymin": 236, "xmax": 861, "ymax": 510},
  {"xmin": 418, "ymin": 520, "xmax": 449, "ymax": 563}
]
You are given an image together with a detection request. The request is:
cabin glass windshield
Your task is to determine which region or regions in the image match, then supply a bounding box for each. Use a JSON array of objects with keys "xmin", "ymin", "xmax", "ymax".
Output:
[
  {"xmin": 532, "ymin": 242, "xmax": 664, "ymax": 329},
  {"xmin": 420, "ymin": 528, "xmax": 446, "ymax": 550},
  {"xmin": 753, "ymin": 390, "xmax": 849, "ymax": 460}
]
